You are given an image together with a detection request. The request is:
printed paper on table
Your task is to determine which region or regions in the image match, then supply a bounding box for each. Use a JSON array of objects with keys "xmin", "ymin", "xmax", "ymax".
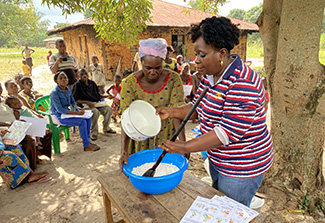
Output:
[{"xmin": 180, "ymin": 195, "xmax": 259, "ymax": 223}]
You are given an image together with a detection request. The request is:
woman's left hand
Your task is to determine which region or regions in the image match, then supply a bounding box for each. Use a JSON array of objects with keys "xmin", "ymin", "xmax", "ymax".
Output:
[
  {"xmin": 159, "ymin": 139, "xmax": 188, "ymax": 154},
  {"xmin": 0, "ymin": 129, "xmax": 10, "ymax": 136}
]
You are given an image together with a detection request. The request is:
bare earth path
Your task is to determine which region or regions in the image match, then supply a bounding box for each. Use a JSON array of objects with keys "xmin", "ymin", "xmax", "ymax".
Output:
[{"xmin": 0, "ymin": 64, "xmax": 322, "ymax": 223}]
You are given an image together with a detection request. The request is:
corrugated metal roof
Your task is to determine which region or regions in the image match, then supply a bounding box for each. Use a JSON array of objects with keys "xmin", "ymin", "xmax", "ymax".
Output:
[{"xmin": 47, "ymin": 0, "xmax": 258, "ymax": 35}]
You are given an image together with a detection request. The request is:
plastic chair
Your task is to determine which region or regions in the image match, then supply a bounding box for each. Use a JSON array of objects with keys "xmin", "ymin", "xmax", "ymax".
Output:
[{"xmin": 34, "ymin": 95, "xmax": 72, "ymax": 154}]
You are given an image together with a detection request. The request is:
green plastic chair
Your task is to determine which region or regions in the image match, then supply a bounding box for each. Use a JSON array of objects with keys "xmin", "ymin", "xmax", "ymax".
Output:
[{"xmin": 34, "ymin": 95, "xmax": 72, "ymax": 154}]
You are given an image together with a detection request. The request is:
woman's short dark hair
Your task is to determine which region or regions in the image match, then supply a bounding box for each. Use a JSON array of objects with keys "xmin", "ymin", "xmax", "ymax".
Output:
[
  {"xmin": 189, "ymin": 16, "xmax": 240, "ymax": 51},
  {"xmin": 20, "ymin": 76, "xmax": 32, "ymax": 85},
  {"xmin": 5, "ymin": 95, "xmax": 19, "ymax": 106},
  {"xmin": 54, "ymin": 71, "xmax": 66, "ymax": 82},
  {"xmin": 4, "ymin": 80, "xmax": 14, "ymax": 88}
]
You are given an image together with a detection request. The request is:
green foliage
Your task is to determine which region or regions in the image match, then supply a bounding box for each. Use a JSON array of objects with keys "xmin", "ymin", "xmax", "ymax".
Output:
[
  {"xmin": 243, "ymin": 3, "xmax": 262, "ymax": 23},
  {"xmin": 84, "ymin": 9, "xmax": 92, "ymax": 19},
  {"xmin": 54, "ymin": 22, "xmax": 70, "ymax": 29},
  {"xmin": 42, "ymin": 0, "xmax": 153, "ymax": 46},
  {"xmin": 228, "ymin": 9, "xmax": 246, "ymax": 20},
  {"xmin": 188, "ymin": 0, "xmax": 227, "ymax": 14},
  {"xmin": 299, "ymin": 195, "xmax": 311, "ymax": 211},
  {"xmin": 0, "ymin": 1, "xmax": 49, "ymax": 47}
]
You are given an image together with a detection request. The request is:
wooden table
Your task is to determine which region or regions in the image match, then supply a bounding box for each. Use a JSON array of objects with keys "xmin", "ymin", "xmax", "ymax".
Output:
[{"xmin": 97, "ymin": 170, "xmax": 224, "ymax": 223}]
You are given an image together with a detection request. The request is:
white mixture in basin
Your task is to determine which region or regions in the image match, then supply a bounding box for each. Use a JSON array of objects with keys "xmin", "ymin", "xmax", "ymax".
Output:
[{"xmin": 132, "ymin": 162, "xmax": 180, "ymax": 177}]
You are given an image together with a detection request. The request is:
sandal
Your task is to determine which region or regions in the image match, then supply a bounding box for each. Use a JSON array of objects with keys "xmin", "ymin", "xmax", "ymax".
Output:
[
  {"xmin": 90, "ymin": 135, "xmax": 98, "ymax": 141},
  {"xmin": 104, "ymin": 129, "xmax": 116, "ymax": 134},
  {"xmin": 30, "ymin": 176, "xmax": 52, "ymax": 184}
]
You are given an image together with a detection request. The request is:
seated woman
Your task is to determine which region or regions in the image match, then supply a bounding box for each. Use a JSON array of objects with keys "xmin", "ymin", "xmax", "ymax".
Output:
[
  {"xmin": 119, "ymin": 38, "xmax": 186, "ymax": 169},
  {"xmin": 0, "ymin": 83, "xmax": 38, "ymax": 170},
  {"xmin": 50, "ymin": 71, "xmax": 100, "ymax": 151},
  {"xmin": 0, "ymin": 136, "xmax": 51, "ymax": 189},
  {"xmin": 5, "ymin": 95, "xmax": 52, "ymax": 159}
]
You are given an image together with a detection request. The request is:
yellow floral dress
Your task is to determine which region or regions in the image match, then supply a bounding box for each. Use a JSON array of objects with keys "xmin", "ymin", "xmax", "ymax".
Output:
[{"xmin": 120, "ymin": 71, "xmax": 185, "ymax": 154}]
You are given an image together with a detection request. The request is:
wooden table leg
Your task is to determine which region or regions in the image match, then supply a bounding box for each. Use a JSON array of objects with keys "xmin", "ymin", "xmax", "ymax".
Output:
[{"xmin": 101, "ymin": 186, "xmax": 115, "ymax": 223}]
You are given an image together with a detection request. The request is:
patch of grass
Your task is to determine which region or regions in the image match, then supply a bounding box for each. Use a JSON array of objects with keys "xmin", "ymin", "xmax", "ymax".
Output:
[
  {"xmin": 0, "ymin": 48, "xmax": 50, "ymax": 83},
  {"xmin": 247, "ymin": 43, "xmax": 264, "ymax": 59}
]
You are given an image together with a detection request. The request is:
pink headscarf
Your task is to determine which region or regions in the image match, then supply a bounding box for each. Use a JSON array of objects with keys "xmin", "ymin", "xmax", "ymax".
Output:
[{"xmin": 138, "ymin": 38, "xmax": 167, "ymax": 60}]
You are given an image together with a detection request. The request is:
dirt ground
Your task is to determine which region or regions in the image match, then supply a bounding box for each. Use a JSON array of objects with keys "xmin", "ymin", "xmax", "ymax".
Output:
[{"xmin": 0, "ymin": 65, "xmax": 323, "ymax": 223}]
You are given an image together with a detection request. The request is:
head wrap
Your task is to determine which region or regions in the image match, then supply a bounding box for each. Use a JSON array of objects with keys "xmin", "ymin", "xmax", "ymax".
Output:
[{"xmin": 138, "ymin": 38, "xmax": 167, "ymax": 60}]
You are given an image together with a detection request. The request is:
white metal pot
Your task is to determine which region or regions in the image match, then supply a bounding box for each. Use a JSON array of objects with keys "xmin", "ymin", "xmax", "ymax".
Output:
[{"xmin": 121, "ymin": 100, "xmax": 161, "ymax": 141}]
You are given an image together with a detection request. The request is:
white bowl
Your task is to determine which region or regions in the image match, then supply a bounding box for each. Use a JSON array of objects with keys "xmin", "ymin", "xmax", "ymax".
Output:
[
  {"xmin": 201, "ymin": 176, "xmax": 212, "ymax": 185},
  {"xmin": 121, "ymin": 100, "xmax": 161, "ymax": 141},
  {"xmin": 250, "ymin": 196, "xmax": 265, "ymax": 211}
]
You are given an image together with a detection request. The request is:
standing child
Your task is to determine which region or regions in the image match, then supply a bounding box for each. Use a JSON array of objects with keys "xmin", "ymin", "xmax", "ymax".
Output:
[
  {"xmin": 89, "ymin": 55, "xmax": 106, "ymax": 94},
  {"xmin": 46, "ymin": 51, "xmax": 52, "ymax": 65},
  {"xmin": 21, "ymin": 43, "xmax": 35, "ymax": 76},
  {"xmin": 106, "ymin": 75, "xmax": 122, "ymax": 123},
  {"xmin": 22, "ymin": 60, "xmax": 30, "ymax": 76}
]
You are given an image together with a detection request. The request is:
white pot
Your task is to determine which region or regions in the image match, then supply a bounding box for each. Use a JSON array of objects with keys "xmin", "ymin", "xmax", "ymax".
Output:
[{"xmin": 121, "ymin": 100, "xmax": 161, "ymax": 141}]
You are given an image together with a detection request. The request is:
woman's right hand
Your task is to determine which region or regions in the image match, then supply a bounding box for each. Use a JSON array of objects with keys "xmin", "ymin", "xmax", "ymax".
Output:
[
  {"xmin": 119, "ymin": 152, "xmax": 129, "ymax": 172},
  {"xmin": 156, "ymin": 107, "xmax": 171, "ymax": 120},
  {"xmin": 74, "ymin": 110, "xmax": 85, "ymax": 115}
]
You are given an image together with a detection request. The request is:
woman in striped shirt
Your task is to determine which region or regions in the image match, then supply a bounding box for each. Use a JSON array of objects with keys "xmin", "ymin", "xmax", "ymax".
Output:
[{"xmin": 157, "ymin": 16, "xmax": 273, "ymax": 207}]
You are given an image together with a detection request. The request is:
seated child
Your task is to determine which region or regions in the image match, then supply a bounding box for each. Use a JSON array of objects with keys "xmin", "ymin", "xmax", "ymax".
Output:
[
  {"xmin": 19, "ymin": 76, "xmax": 43, "ymax": 110},
  {"xmin": 106, "ymin": 75, "xmax": 122, "ymax": 123}
]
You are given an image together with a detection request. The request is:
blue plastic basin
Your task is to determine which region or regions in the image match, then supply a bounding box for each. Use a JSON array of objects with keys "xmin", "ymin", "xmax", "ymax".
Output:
[{"xmin": 123, "ymin": 148, "xmax": 188, "ymax": 195}]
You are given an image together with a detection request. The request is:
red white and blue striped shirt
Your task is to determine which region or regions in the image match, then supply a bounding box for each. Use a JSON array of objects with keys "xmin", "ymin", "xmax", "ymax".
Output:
[{"xmin": 192, "ymin": 55, "xmax": 273, "ymax": 178}]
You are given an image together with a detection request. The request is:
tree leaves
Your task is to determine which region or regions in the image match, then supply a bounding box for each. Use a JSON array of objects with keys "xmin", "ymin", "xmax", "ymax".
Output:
[
  {"xmin": 0, "ymin": 1, "xmax": 48, "ymax": 47},
  {"xmin": 42, "ymin": 0, "xmax": 153, "ymax": 46}
]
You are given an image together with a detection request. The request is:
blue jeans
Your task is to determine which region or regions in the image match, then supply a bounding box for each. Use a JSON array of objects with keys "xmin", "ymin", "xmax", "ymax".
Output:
[
  {"xmin": 59, "ymin": 117, "xmax": 92, "ymax": 147},
  {"xmin": 209, "ymin": 160, "xmax": 265, "ymax": 207}
]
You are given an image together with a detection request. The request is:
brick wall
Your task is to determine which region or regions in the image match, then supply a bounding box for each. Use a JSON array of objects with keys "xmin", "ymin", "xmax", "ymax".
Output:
[{"xmin": 62, "ymin": 25, "xmax": 248, "ymax": 80}]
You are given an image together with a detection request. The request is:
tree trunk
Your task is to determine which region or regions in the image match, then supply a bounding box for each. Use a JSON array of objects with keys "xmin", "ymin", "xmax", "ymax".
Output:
[{"xmin": 259, "ymin": 0, "xmax": 325, "ymax": 211}]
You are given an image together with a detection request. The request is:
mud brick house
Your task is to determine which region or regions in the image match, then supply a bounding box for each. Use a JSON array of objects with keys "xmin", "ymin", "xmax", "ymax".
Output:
[
  {"xmin": 47, "ymin": 0, "xmax": 258, "ymax": 80},
  {"xmin": 44, "ymin": 37, "xmax": 63, "ymax": 49}
]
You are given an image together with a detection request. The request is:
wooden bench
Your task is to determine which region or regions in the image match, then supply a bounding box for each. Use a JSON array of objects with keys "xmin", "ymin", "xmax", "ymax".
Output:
[{"xmin": 97, "ymin": 170, "xmax": 225, "ymax": 223}]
